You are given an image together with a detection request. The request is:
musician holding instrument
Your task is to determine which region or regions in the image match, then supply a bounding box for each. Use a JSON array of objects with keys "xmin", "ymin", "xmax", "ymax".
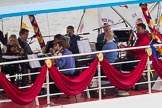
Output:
[
  {"xmin": 120, "ymin": 23, "xmax": 151, "ymax": 71},
  {"xmin": 129, "ymin": 23, "xmax": 151, "ymax": 60},
  {"xmin": 6, "ymin": 34, "xmax": 24, "ymax": 55},
  {"xmin": 128, "ymin": 18, "xmax": 143, "ymax": 46},
  {"xmin": 53, "ymin": 40, "xmax": 75, "ymax": 76},
  {"xmin": 97, "ymin": 23, "xmax": 111, "ymax": 44},
  {"xmin": 96, "ymin": 23, "xmax": 118, "ymax": 51},
  {"xmin": 42, "ymin": 34, "xmax": 64, "ymax": 54}
]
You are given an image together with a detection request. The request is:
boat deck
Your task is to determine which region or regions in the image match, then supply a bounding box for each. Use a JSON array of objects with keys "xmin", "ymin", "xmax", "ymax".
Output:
[{"xmin": 0, "ymin": 89, "xmax": 161, "ymax": 108}]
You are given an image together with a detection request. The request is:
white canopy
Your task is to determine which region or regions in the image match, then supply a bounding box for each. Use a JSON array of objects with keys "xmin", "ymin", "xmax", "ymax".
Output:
[{"xmin": 0, "ymin": 0, "xmax": 161, "ymax": 18}]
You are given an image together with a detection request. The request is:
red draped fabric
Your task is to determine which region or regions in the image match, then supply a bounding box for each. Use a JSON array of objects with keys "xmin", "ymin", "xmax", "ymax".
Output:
[
  {"xmin": 48, "ymin": 58, "xmax": 98, "ymax": 96},
  {"xmin": 0, "ymin": 65, "xmax": 47, "ymax": 105},
  {"xmin": 150, "ymin": 55, "xmax": 162, "ymax": 79},
  {"xmin": 101, "ymin": 55, "xmax": 147, "ymax": 90}
]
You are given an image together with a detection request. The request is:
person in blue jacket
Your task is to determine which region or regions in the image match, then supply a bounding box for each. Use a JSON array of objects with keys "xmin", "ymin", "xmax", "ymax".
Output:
[{"xmin": 54, "ymin": 40, "xmax": 75, "ymax": 76}]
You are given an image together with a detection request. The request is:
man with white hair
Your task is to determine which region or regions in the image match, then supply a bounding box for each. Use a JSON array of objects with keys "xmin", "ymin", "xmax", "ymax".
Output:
[{"xmin": 102, "ymin": 32, "xmax": 118, "ymax": 63}]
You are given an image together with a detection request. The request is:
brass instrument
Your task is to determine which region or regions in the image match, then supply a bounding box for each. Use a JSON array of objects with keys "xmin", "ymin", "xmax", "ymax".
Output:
[
  {"xmin": 125, "ymin": 29, "xmax": 137, "ymax": 59},
  {"xmin": 128, "ymin": 29, "xmax": 136, "ymax": 47}
]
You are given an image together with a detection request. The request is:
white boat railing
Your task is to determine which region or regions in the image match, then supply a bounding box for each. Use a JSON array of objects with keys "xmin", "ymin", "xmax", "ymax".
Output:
[
  {"xmin": 0, "ymin": 44, "xmax": 161, "ymax": 66},
  {"xmin": 0, "ymin": 44, "xmax": 161, "ymax": 107}
]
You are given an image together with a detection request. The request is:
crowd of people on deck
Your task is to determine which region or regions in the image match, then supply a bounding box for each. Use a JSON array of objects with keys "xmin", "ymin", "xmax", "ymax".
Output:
[{"xmin": 0, "ymin": 18, "xmax": 158, "ymax": 97}]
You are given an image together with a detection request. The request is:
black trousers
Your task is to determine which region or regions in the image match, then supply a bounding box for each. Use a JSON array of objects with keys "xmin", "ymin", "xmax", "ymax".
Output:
[
  {"xmin": 49, "ymin": 75, "xmax": 60, "ymax": 94},
  {"xmin": 30, "ymin": 68, "xmax": 41, "ymax": 83},
  {"xmin": 120, "ymin": 53, "xmax": 138, "ymax": 71},
  {"xmin": 20, "ymin": 63, "xmax": 29, "ymax": 84}
]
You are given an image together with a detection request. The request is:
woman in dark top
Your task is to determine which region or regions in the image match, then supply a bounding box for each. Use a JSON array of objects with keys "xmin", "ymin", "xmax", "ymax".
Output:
[
  {"xmin": 6, "ymin": 34, "xmax": 24, "ymax": 55},
  {"xmin": 4, "ymin": 34, "xmax": 24, "ymax": 84}
]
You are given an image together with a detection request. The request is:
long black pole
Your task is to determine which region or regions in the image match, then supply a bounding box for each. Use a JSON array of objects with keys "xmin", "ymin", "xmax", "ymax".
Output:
[
  {"xmin": 20, "ymin": 16, "xmax": 23, "ymax": 29},
  {"xmin": 77, "ymin": 9, "xmax": 86, "ymax": 33},
  {"xmin": 111, "ymin": 7, "xmax": 133, "ymax": 28},
  {"xmin": 1, "ymin": 19, "xmax": 3, "ymax": 32}
]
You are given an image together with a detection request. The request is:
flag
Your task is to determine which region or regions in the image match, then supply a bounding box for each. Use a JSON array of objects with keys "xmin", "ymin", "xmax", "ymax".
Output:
[
  {"xmin": 150, "ymin": 43, "xmax": 158, "ymax": 63},
  {"xmin": 98, "ymin": 8, "xmax": 115, "ymax": 27},
  {"xmin": 159, "ymin": 16, "xmax": 162, "ymax": 24},
  {"xmin": 101, "ymin": 18, "xmax": 114, "ymax": 24},
  {"xmin": 132, "ymin": 13, "xmax": 137, "ymax": 19},
  {"xmin": 28, "ymin": 15, "xmax": 45, "ymax": 49},
  {"xmin": 21, "ymin": 22, "xmax": 32, "ymax": 30},
  {"xmin": 157, "ymin": 15, "xmax": 162, "ymax": 27},
  {"xmin": 140, "ymin": 4, "xmax": 162, "ymax": 55},
  {"xmin": 120, "ymin": 5, "xmax": 128, "ymax": 9},
  {"xmin": 101, "ymin": 18, "xmax": 107, "ymax": 23}
]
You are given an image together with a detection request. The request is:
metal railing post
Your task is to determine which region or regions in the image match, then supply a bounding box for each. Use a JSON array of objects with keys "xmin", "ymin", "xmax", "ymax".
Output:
[
  {"xmin": 147, "ymin": 56, "xmax": 152, "ymax": 94},
  {"xmin": 86, "ymin": 87, "xmax": 90, "ymax": 98},
  {"xmin": 35, "ymin": 97, "xmax": 39, "ymax": 106},
  {"xmin": 46, "ymin": 70, "xmax": 50, "ymax": 106},
  {"xmin": 97, "ymin": 62, "xmax": 102, "ymax": 100}
]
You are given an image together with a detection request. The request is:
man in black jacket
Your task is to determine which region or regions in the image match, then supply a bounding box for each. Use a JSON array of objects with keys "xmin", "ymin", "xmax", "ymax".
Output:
[
  {"xmin": 18, "ymin": 28, "xmax": 33, "ymax": 85},
  {"xmin": 18, "ymin": 28, "xmax": 32, "ymax": 54}
]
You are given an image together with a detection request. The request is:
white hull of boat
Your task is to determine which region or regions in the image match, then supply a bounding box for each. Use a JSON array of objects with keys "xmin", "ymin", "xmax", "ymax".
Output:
[{"xmin": 51, "ymin": 92, "xmax": 162, "ymax": 108}]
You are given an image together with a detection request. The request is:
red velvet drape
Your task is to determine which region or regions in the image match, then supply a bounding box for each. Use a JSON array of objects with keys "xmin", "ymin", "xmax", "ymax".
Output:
[
  {"xmin": 0, "ymin": 65, "xmax": 47, "ymax": 105},
  {"xmin": 150, "ymin": 55, "xmax": 162, "ymax": 79},
  {"xmin": 101, "ymin": 55, "xmax": 147, "ymax": 90},
  {"xmin": 48, "ymin": 58, "xmax": 98, "ymax": 96}
]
